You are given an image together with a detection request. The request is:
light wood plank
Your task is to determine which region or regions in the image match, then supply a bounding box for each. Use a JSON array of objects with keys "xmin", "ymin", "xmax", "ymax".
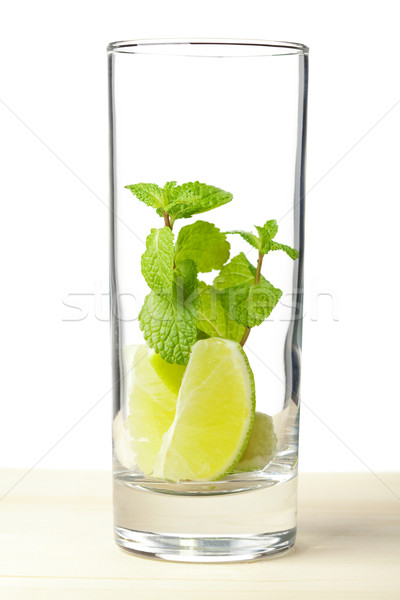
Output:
[{"xmin": 0, "ymin": 470, "xmax": 399, "ymax": 599}]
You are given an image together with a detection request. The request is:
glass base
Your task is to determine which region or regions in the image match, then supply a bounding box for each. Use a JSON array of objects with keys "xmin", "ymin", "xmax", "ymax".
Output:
[
  {"xmin": 113, "ymin": 473, "xmax": 297, "ymax": 563},
  {"xmin": 115, "ymin": 527, "xmax": 296, "ymax": 563}
]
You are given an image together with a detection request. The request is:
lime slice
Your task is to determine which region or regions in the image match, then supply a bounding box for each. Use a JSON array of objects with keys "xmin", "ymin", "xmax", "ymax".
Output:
[
  {"xmin": 124, "ymin": 345, "xmax": 180, "ymax": 474},
  {"xmin": 231, "ymin": 412, "xmax": 277, "ymax": 473},
  {"xmin": 153, "ymin": 338, "xmax": 256, "ymax": 482}
]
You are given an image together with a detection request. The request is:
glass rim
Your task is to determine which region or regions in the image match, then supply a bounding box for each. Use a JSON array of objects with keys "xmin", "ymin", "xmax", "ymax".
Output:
[{"xmin": 107, "ymin": 38, "xmax": 309, "ymax": 57}]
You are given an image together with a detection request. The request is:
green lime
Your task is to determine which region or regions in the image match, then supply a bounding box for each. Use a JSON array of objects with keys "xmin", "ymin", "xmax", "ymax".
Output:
[
  {"xmin": 124, "ymin": 345, "xmax": 180, "ymax": 474},
  {"xmin": 153, "ymin": 338, "xmax": 256, "ymax": 482},
  {"xmin": 231, "ymin": 412, "xmax": 277, "ymax": 472},
  {"xmin": 149, "ymin": 352, "xmax": 186, "ymax": 395}
]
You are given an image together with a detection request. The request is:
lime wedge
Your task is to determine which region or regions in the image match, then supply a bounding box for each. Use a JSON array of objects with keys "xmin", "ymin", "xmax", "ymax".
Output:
[
  {"xmin": 124, "ymin": 345, "xmax": 180, "ymax": 474},
  {"xmin": 149, "ymin": 353, "xmax": 186, "ymax": 395},
  {"xmin": 231, "ymin": 412, "xmax": 277, "ymax": 473},
  {"xmin": 153, "ymin": 338, "xmax": 256, "ymax": 482}
]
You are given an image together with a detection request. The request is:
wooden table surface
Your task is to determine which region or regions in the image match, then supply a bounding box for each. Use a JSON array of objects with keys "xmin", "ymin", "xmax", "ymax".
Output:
[{"xmin": 0, "ymin": 470, "xmax": 399, "ymax": 599}]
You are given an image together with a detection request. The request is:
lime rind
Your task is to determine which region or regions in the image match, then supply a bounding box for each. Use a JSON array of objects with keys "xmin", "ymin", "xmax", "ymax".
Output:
[{"xmin": 217, "ymin": 342, "xmax": 256, "ymax": 478}]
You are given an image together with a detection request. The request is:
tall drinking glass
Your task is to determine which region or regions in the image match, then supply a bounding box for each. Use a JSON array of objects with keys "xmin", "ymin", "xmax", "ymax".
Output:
[{"xmin": 108, "ymin": 39, "xmax": 308, "ymax": 562}]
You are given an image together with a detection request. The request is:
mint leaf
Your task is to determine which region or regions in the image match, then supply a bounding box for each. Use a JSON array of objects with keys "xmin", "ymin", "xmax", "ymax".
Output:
[
  {"xmin": 164, "ymin": 181, "xmax": 177, "ymax": 193},
  {"xmin": 197, "ymin": 282, "xmax": 245, "ymax": 343},
  {"xmin": 255, "ymin": 220, "xmax": 278, "ymax": 244},
  {"xmin": 270, "ymin": 241, "xmax": 299, "ymax": 260},
  {"xmin": 213, "ymin": 253, "xmax": 260, "ymax": 289},
  {"xmin": 226, "ymin": 230, "xmax": 260, "ymax": 250},
  {"xmin": 139, "ymin": 291, "xmax": 197, "ymax": 364},
  {"xmin": 175, "ymin": 221, "xmax": 230, "ymax": 273},
  {"xmin": 196, "ymin": 328, "xmax": 209, "ymax": 340},
  {"xmin": 219, "ymin": 280, "xmax": 282, "ymax": 328},
  {"xmin": 141, "ymin": 227, "xmax": 175, "ymax": 292},
  {"xmin": 163, "ymin": 181, "xmax": 177, "ymax": 201},
  {"xmin": 255, "ymin": 220, "xmax": 278, "ymax": 253},
  {"xmin": 139, "ymin": 262, "xmax": 198, "ymax": 365},
  {"xmin": 174, "ymin": 259, "xmax": 198, "ymax": 303},
  {"xmin": 164, "ymin": 181, "xmax": 233, "ymax": 220},
  {"xmin": 125, "ymin": 180, "xmax": 233, "ymax": 222},
  {"xmin": 125, "ymin": 183, "xmax": 165, "ymax": 215}
]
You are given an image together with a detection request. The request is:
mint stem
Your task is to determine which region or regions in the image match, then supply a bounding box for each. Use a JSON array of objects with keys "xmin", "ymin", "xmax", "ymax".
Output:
[
  {"xmin": 240, "ymin": 251, "xmax": 264, "ymax": 347},
  {"xmin": 163, "ymin": 211, "xmax": 172, "ymax": 230},
  {"xmin": 254, "ymin": 252, "xmax": 264, "ymax": 285},
  {"xmin": 162, "ymin": 210, "xmax": 175, "ymax": 268},
  {"xmin": 239, "ymin": 326, "xmax": 251, "ymax": 346}
]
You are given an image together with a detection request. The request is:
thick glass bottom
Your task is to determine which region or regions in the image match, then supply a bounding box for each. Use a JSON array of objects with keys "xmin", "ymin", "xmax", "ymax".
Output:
[
  {"xmin": 113, "ymin": 474, "xmax": 297, "ymax": 563},
  {"xmin": 115, "ymin": 527, "xmax": 296, "ymax": 563}
]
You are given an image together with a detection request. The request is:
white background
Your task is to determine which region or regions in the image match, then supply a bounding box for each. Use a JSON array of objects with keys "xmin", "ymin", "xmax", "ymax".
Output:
[{"xmin": 1, "ymin": 0, "xmax": 399, "ymax": 473}]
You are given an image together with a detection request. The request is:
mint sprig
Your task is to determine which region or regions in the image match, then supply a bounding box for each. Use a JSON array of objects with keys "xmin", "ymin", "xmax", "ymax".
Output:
[
  {"xmin": 126, "ymin": 181, "xmax": 299, "ymax": 361},
  {"xmin": 225, "ymin": 221, "xmax": 298, "ymax": 345},
  {"xmin": 227, "ymin": 219, "xmax": 298, "ymax": 259},
  {"xmin": 126, "ymin": 180, "xmax": 232, "ymax": 363}
]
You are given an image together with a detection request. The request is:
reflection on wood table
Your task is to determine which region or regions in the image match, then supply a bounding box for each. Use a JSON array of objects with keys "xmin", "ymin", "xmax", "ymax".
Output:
[{"xmin": 0, "ymin": 470, "xmax": 399, "ymax": 599}]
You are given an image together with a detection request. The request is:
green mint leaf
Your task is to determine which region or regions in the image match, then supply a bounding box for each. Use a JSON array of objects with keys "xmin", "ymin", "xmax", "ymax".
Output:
[
  {"xmin": 141, "ymin": 227, "xmax": 175, "ymax": 292},
  {"xmin": 125, "ymin": 183, "xmax": 165, "ymax": 215},
  {"xmin": 164, "ymin": 180, "xmax": 177, "ymax": 190},
  {"xmin": 139, "ymin": 262, "xmax": 198, "ymax": 365},
  {"xmin": 226, "ymin": 230, "xmax": 261, "ymax": 251},
  {"xmin": 270, "ymin": 241, "xmax": 299, "ymax": 260},
  {"xmin": 139, "ymin": 291, "xmax": 197, "ymax": 365},
  {"xmin": 213, "ymin": 253, "xmax": 261, "ymax": 289},
  {"xmin": 219, "ymin": 280, "xmax": 282, "ymax": 328},
  {"xmin": 197, "ymin": 282, "xmax": 245, "ymax": 343},
  {"xmin": 196, "ymin": 328, "xmax": 210, "ymax": 340},
  {"xmin": 173, "ymin": 259, "xmax": 198, "ymax": 303},
  {"xmin": 164, "ymin": 181, "xmax": 233, "ymax": 220},
  {"xmin": 163, "ymin": 181, "xmax": 177, "ymax": 198},
  {"xmin": 255, "ymin": 219, "xmax": 278, "ymax": 244},
  {"xmin": 175, "ymin": 221, "xmax": 230, "ymax": 273}
]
